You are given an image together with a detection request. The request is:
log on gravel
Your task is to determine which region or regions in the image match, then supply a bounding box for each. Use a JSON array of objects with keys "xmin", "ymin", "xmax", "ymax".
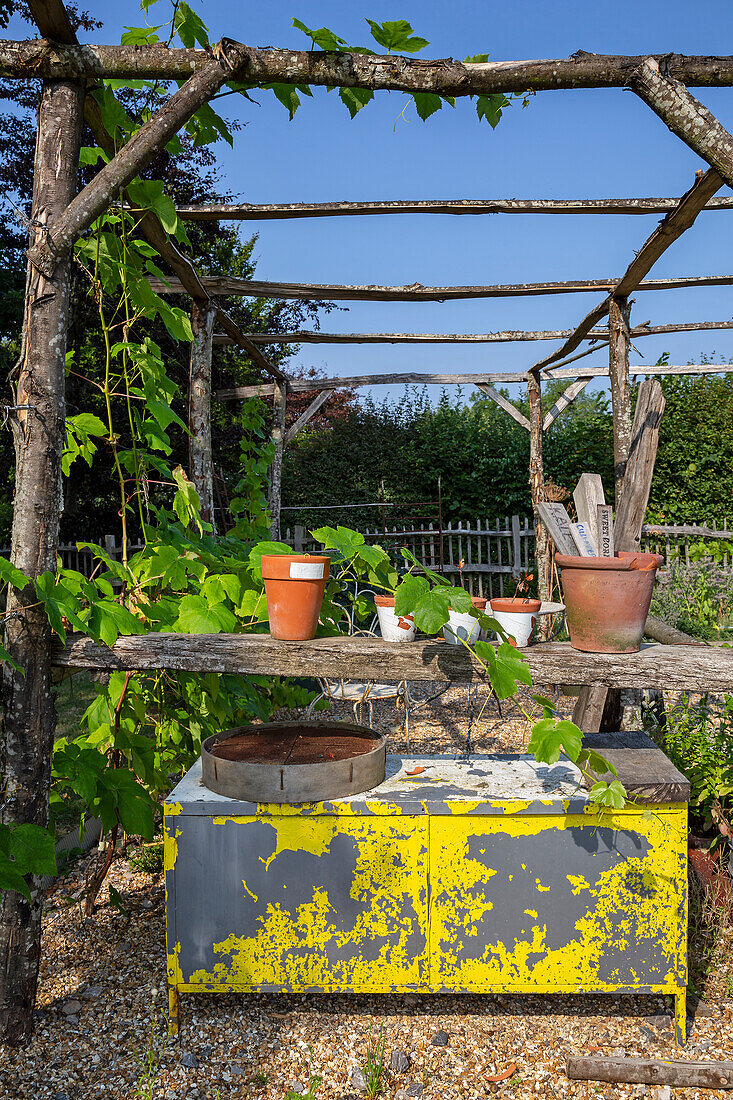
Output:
[{"xmin": 566, "ymin": 1054, "xmax": 733, "ymax": 1088}]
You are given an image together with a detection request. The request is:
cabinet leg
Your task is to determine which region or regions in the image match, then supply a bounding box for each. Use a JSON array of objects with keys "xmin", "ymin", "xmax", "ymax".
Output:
[
  {"xmin": 674, "ymin": 987, "xmax": 686, "ymax": 1046},
  {"xmin": 168, "ymin": 986, "xmax": 180, "ymax": 1038}
]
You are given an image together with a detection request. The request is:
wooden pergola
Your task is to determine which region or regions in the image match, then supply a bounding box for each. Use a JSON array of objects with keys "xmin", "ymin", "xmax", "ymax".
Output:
[{"xmin": 4, "ymin": 0, "xmax": 733, "ymax": 1040}]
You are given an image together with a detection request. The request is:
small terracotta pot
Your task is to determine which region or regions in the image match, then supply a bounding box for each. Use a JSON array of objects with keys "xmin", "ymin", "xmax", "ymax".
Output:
[
  {"xmin": 555, "ymin": 551, "xmax": 663, "ymax": 653},
  {"xmin": 262, "ymin": 554, "xmax": 330, "ymax": 641},
  {"xmin": 489, "ymin": 598, "xmax": 542, "ymax": 647},
  {"xmin": 374, "ymin": 595, "xmax": 416, "ymax": 642}
]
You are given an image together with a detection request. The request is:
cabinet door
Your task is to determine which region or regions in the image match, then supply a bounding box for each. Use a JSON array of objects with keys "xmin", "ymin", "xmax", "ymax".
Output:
[
  {"xmin": 429, "ymin": 810, "xmax": 686, "ymax": 992},
  {"xmin": 168, "ymin": 813, "xmax": 428, "ymax": 991}
]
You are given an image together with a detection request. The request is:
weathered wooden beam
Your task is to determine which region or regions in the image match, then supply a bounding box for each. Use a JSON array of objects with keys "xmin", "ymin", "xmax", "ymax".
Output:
[
  {"xmin": 27, "ymin": 44, "xmax": 248, "ymax": 279},
  {"xmin": 614, "ymin": 379, "xmax": 666, "ymax": 552},
  {"xmin": 0, "ymin": 75, "xmax": 82, "ymax": 1046},
  {"xmin": 542, "ymin": 377, "xmax": 591, "ymax": 429},
  {"xmin": 175, "ymin": 196, "xmax": 733, "ymax": 220},
  {"xmin": 632, "ymin": 56, "xmax": 733, "ymax": 188},
  {"xmin": 283, "ymin": 391, "xmax": 330, "ymax": 447},
  {"xmin": 268, "ymin": 381, "xmax": 287, "ymax": 539},
  {"xmin": 51, "ymin": 635, "xmax": 733, "ymax": 692},
  {"xmin": 216, "ymin": 361, "xmax": 733, "ymax": 401},
  {"xmin": 5, "ymin": 42, "xmax": 733, "ymax": 91},
  {"xmin": 475, "ymin": 385, "xmax": 530, "ymax": 430},
  {"xmin": 527, "ymin": 376, "xmax": 552, "ymax": 627},
  {"xmin": 148, "ymin": 273, "xmax": 733, "ymax": 301},
  {"xmin": 582, "ymin": 729, "xmax": 689, "ymax": 801},
  {"xmin": 609, "ymin": 297, "xmax": 633, "ymax": 500},
  {"xmin": 532, "ymin": 167, "xmax": 726, "ymax": 372},
  {"xmin": 217, "ymin": 371, "xmax": 530, "ymax": 400},
  {"xmin": 566, "ymin": 1055, "xmax": 733, "ymax": 1089},
  {"xmin": 188, "ymin": 300, "xmax": 216, "ymax": 529}
]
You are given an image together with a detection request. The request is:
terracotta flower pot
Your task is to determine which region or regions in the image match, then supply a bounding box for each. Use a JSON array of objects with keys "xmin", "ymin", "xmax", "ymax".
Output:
[
  {"xmin": 374, "ymin": 595, "xmax": 416, "ymax": 642},
  {"xmin": 261, "ymin": 554, "xmax": 330, "ymax": 641},
  {"xmin": 555, "ymin": 551, "xmax": 663, "ymax": 653},
  {"xmin": 489, "ymin": 598, "xmax": 542, "ymax": 647}
]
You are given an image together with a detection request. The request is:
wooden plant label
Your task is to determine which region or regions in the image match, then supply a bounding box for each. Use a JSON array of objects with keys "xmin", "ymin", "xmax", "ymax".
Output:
[
  {"xmin": 573, "ymin": 473, "xmax": 605, "ymax": 547},
  {"xmin": 570, "ymin": 522, "xmax": 597, "ymax": 556},
  {"xmin": 597, "ymin": 505, "xmax": 615, "ymax": 557},
  {"xmin": 537, "ymin": 503, "xmax": 578, "ymax": 556}
]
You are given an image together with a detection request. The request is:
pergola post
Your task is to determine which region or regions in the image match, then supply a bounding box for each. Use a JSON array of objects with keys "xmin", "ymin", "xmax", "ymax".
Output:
[
  {"xmin": 527, "ymin": 372, "xmax": 551, "ymax": 630},
  {"xmin": 268, "ymin": 381, "xmax": 287, "ymax": 540},
  {"xmin": 0, "ymin": 78, "xmax": 82, "ymax": 1044},
  {"xmin": 188, "ymin": 300, "xmax": 216, "ymax": 529},
  {"xmin": 608, "ymin": 296, "xmax": 633, "ymax": 501}
]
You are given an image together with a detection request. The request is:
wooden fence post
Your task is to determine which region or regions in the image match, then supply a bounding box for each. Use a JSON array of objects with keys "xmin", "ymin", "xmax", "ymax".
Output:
[
  {"xmin": 609, "ymin": 295, "xmax": 633, "ymax": 500},
  {"xmin": 268, "ymin": 380, "xmax": 287, "ymax": 539},
  {"xmin": 527, "ymin": 372, "xmax": 551, "ymax": 632},
  {"xmin": 0, "ymin": 77, "xmax": 82, "ymax": 1044},
  {"xmin": 188, "ymin": 299, "xmax": 216, "ymax": 529}
]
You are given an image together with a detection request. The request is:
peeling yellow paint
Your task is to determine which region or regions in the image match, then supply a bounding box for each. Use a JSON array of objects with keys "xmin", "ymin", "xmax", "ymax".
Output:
[
  {"xmin": 165, "ymin": 801, "xmax": 182, "ymax": 817},
  {"xmin": 183, "ymin": 816, "xmax": 429, "ymax": 991}
]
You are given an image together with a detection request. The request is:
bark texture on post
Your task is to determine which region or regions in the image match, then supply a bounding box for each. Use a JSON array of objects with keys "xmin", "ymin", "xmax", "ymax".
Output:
[
  {"xmin": 188, "ymin": 300, "xmax": 216, "ymax": 530},
  {"xmin": 527, "ymin": 374, "xmax": 551, "ymax": 632},
  {"xmin": 608, "ymin": 296, "xmax": 632, "ymax": 501},
  {"xmin": 268, "ymin": 381, "xmax": 287, "ymax": 540},
  {"xmin": 0, "ymin": 78, "xmax": 82, "ymax": 1045}
]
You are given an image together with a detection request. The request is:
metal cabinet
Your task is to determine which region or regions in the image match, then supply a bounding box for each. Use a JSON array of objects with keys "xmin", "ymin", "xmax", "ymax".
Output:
[{"xmin": 165, "ymin": 750, "xmax": 688, "ymax": 1042}]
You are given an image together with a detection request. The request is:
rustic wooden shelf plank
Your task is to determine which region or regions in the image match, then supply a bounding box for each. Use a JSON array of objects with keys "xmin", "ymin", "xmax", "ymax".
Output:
[{"xmin": 53, "ymin": 635, "xmax": 733, "ymax": 692}]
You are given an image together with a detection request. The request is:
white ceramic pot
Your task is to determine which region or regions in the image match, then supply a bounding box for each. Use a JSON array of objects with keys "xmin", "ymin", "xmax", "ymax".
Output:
[
  {"xmin": 489, "ymin": 599, "xmax": 541, "ymax": 648},
  {"xmin": 442, "ymin": 598, "xmax": 487, "ymax": 646},
  {"xmin": 374, "ymin": 596, "xmax": 416, "ymax": 642}
]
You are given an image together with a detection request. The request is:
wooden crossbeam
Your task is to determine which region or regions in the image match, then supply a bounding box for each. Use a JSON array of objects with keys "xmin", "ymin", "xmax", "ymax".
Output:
[
  {"xmin": 532, "ymin": 168, "xmax": 726, "ymax": 372},
  {"xmin": 216, "ymin": 361, "xmax": 733, "ymax": 401},
  {"xmin": 542, "ymin": 378, "xmax": 592, "ymax": 429},
  {"xmin": 6, "ymin": 43, "xmax": 733, "ymax": 92},
  {"xmin": 284, "ymin": 391, "xmax": 330, "ymax": 446},
  {"xmin": 148, "ymin": 273, "xmax": 733, "ymax": 301},
  {"xmin": 174, "ymin": 196, "xmax": 733, "ymax": 221},
  {"xmin": 475, "ymin": 385, "xmax": 530, "ymax": 430},
  {"xmin": 211, "ymin": 319, "xmax": 733, "ymax": 346}
]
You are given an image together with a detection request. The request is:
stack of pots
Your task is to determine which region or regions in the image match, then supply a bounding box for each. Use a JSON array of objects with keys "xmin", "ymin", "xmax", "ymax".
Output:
[{"xmin": 555, "ymin": 551, "xmax": 663, "ymax": 653}]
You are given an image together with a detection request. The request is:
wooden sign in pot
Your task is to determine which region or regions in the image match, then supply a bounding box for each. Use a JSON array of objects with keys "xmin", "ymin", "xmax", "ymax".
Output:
[
  {"xmin": 261, "ymin": 554, "xmax": 330, "ymax": 641},
  {"xmin": 555, "ymin": 551, "xmax": 663, "ymax": 653},
  {"xmin": 489, "ymin": 597, "xmax": 542, "ymax": 647},
  {"xmin": 374, "ymin": 595, "xmax": 416, "ymax": 641}
]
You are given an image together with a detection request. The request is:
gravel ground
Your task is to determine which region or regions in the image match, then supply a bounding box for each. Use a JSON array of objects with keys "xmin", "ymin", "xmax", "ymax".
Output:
[{"xmin": 1, "ymin": 686, "xmax": 732, "ymax": 1100}]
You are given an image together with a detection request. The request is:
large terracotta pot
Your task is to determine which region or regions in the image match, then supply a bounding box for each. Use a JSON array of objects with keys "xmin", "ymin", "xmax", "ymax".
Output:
[
  {"xmin": 555, "ymin": 551, "xmax": 663, "ymax": 653},
  {"xmin": 261, "ymin": 554, "xmax": 330, "ymax": 641}
]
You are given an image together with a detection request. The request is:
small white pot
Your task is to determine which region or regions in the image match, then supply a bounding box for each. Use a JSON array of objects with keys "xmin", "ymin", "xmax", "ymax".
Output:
[
  {"xmin": 374, "ymin": 597, "xmax": 416, "ymax": 642},
  {"xmin": 443, "ymin": 609, "xmax": 481, "ymax": 646},
  {"xmin": 489, "ymin": 599, "xmax": 541, "ymax": 648}
]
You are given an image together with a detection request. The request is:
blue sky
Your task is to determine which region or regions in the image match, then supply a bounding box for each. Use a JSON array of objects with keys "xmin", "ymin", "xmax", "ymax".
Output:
[{"xmin": 10, "ymin": 1, "xmax": 733, "ymax": 398}]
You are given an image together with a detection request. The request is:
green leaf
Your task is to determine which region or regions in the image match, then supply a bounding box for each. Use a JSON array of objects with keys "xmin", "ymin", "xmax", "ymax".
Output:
[
  {"xmin": 0, "ymin": 557, "xmax": 28, "ymax": 591},
  {"xmin": 177, "ymin": 595, "xmax": 236, "ymax": 634},
  {"xmin": 393, "ymin": 574, "xmax": 428, "ymax": 617},
  {"xmin": 589, "ymin": 780, "xmax": 627, "ymax": 809},
  {"xmin": 9, "ymin": 824, "xmax": 56, "ymax": 876},
  {"xmin": 292, "ymin": 18, "xmax": 348, "ymax": 51},
  {"xmin": 0, "ymin": 856, "xmax": 30, "ymax": 899},
  {"xmin": 576, "ymin": 748, "xmax": 618, "ymax": 777},
  {"xmin": 79, "ymin": 146, "xmax": 109, "ymax": 167},
  {"xmin": 528, "ymin": 718, "xmax": 583, "ymax": 765},
  {"xmin": 120, "ymin": 25, "xmax": 161, "ymax": 45},
  {"xmin": 174, "ymin": 0, "xmax": 210, "ymax": 48},
  {"xmin": 475, "ymin": 639, "xmax": 532, "ymax": 698},
  {"xmin": 311, "ymin": 525, "xmax": 364, "ymax": 560},
  {"xmin": 464, "ymin": 53, "xmax": 490, "ymax": 64},
  {"xmin": 476, "ymin": 93, "xmax": 509, "ymax": 129},
  {"xmin": 413, "ymin": 92, "xmax": 442, "ymax": 120},
  {"xmin": 339, "ymin": 86, "xmax": 374, "ymax": 118},
  {"xmin": 248, "ymin": 541, "xmax": 292, "ymax": 581},
  {"xmin": 365, "ymin": 18, "xmax": 429, "ymax": 53},
  {"xmin": 127, "ymin": 179, "xmax": 179, "ymax": 235}
]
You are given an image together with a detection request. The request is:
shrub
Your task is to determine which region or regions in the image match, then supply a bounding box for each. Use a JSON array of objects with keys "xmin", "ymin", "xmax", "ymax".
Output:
[{"xmin": 650, "ymin": 561, "xmax": 733, "ymax": 639}]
